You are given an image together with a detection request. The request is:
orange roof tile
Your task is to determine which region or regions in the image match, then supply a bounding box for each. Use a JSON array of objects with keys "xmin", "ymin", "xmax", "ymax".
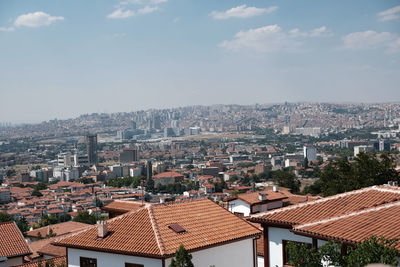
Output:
[
  {"xmin": 153, "ymin": 171, "xmax": 183, "ymax": 179},
  {"xmin": 0, "ymin": 221, "xmax": 32, "ymax": 258},
  {"xmin": 16, "ymin": 256, "xmax": 66, "ymax": 267},
  {"xmin": 26, "ymin": 221, "xmax": 90, "ymax": 238},
  {"xmin": 102, "ymin": 200, "xmax": 148, "ymax": 213},
  {"xmin": 55, "ymin": 199, "xmax": 261, "ymax": 257},
  {"xmin": 292, "ymin": 201, "xmax": 400, "ymax": 249},
  {"xmin": 250, "ymin": 185, "xmax": 400, "ymax": 227}
]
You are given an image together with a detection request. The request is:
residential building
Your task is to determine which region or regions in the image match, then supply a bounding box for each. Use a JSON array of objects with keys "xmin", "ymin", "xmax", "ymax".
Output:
[
  {"xmin": 249, "ymin": 184, "xmax": 400, "ymax": 267},
  {"xmin": 119, "ymin": 149, "xmax": 140, "ymax": 163},
  {"xmin": 152, "ymin": 171, "xmax": 184, "ymax": 186},
  {"xmin": 354, "ymin": 145, "xmax": 374, "ymax": 157},
  {"xmin": 0, "ymin": 187, "xmax": 11, "ymax": 203},
  {"xmin": 0, "ymin": 221, "xmax": 32, "ymax": 267},
  {"xmin": 55, "ymin": 199, "xmax": 261, "ymax": 267}
]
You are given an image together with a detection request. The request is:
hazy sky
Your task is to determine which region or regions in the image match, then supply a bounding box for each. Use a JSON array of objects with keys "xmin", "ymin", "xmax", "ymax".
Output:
[{"xmin": 1, "ymin": 0, "xmax": 399, "ymax": 123}]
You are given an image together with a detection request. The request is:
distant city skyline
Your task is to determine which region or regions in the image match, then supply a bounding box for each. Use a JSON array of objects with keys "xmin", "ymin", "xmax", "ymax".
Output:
[{"xmin": 1, "ymin": 0, "xmax": 399, "ymax": 122}]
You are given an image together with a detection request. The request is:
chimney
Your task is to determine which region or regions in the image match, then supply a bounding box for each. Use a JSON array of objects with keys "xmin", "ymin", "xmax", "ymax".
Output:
[
  {"xmin": 258, "ymin": 193, "xmax": 267, "ymax": 201},
  {"xmin": 97, "ymin": 221, "xmax": 108, "ymax": 238},
  {"xmin": 273, "ymin": 186, "xmax": 279, "ymax": 192}
]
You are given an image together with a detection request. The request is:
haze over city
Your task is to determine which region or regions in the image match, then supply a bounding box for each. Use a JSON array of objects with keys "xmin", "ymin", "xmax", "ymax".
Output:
[{"xmin": 1, "ymin": 0, "xmax": 400, "ymax": 122}]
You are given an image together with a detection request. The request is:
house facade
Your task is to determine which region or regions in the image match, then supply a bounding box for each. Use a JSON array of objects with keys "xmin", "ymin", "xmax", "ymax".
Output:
[
  {"xmin": 55, "ymin": 198, "xmax": 261, "ymax": 267},
  {"xmin": 249, "ymin": 184, "xmax": 400, "ymax": 267}
]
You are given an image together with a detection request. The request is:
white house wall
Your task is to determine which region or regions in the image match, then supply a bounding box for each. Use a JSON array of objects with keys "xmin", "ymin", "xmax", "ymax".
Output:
[
  {"xmin": 229, "ymin": 199, "xmax": 250, "ymax": 216},
  {"xmin": 165, "ymin": 238, "xmax": 255, "ymax": 267},
  {"xmin": 268, "ymin": 227, "xmax": 312, "ymax": 267},
  {"xmin": 67, "ymin": 248, "xmax": 162, "ymax": 267}
]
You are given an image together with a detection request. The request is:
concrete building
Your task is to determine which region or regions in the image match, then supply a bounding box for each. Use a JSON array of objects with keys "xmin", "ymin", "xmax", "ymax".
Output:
[
  {"xmin": 119, "ymin": 149, "xmax": 140, "ymax": 164},
  {"xmin": 0, "ymin": 187, "xmax": 11, "ymax": 203},
  {"xmin": 85, "ymin": 134, "xmax": 98, "ymax": 166},
  {"xmin": 303, "ymin": 145, "xmax": 317, "ymax": 161},
  {"xmin": 354, "ymin": 145, "xmax": 374, "ymax": 157}
]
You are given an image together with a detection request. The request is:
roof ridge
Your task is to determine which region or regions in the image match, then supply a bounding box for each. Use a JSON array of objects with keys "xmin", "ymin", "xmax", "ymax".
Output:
[
  {"xmin": 251, "ymin": 186, "xmax": 380, "ymax": 218},
  {"xmin": 151, "ymin": 197, "xmax": 208, "ymax": 208},
  {"xmin": 148, "ymin": 206, "xmax": 166, "ymax": 255},
  {"xmin": 294, "ymin": 200, "xmax": 400, "ymax": 230}
]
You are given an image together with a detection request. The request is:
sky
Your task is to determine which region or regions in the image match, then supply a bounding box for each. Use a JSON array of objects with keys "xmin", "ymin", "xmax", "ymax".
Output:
[{"xmin": 0, "ymin": 0, "xmax": 400, "ymax": 123}]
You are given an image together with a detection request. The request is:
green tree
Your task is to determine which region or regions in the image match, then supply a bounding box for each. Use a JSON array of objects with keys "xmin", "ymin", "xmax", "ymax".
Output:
[
  {"xmin": 285, "ymin": 236, "xmax": 399, "ymax": 267},
  {"xmin": 0, "ymin": 212, "xmax": 14, "ymax": 222},
  {"xmin": 31, "ymin": 189, "xmax": 43, "ymax": 197},
  {"xmin": 346, "ymin": 236, "xmax": 399, "ymax": 267},
  {"xmin": 73, "ymin": 211, "xmax": 97, "ymax": 224},
  {"xmin": 95, "ymin": 198, "xmax": 104, "ymax": 208},
  {"xmin": 303, "ymin": 153, "xmax": 399, "ymax": 196},
  {"xmin": 16, "ymin": 216, "xmax": 29, "ymax": 234},
  {"xmin": 38, "ymin": 215, "xmax": 59, "ymax": 227},
  {"xmin": 169, "ymin": 244, "xmax": 194, "ymax": 267},
  {"xmin": 273, "ymin": 170, "xmax": 300, "ymax": 193},
  {"xmin": 59, "ymin": 213, "xmax": 72, "ymax": 222}
]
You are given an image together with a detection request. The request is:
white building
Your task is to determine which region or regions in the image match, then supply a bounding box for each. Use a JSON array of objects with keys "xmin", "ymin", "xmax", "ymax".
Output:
[
  {"xmin": 55, "ymin": 199, "xmax": 261, "ymax": 267},
  {"xmin": 353, "ymin": 145, "xmax": 374, "ymax": 157},
  {"xmin": 227, "ymin": 188, "xmax": 287, "ymax": 217},
  {"xmin": 303, "ymin": 145, "xmax": 317, "ymax": 161},
  {"xmin": 249, "ymin": 184, "xmax": 400, "ymax": 267}
]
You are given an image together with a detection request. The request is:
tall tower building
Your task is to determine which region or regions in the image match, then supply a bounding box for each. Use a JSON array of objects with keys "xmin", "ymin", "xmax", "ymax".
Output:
[{"xmin": 85, "ymin": 133, "xmax": 98, "ymax": 166}]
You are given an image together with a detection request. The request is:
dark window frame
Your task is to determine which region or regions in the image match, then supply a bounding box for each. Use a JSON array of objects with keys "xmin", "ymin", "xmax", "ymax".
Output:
[
  {"xmin": 125, "ymin": 263, "xmax": 144, "ymax": 267},
  {"xmin": 80, "ymin": 256, "xmax": 97, "ymax": 267},
  {"xmin": 282, "ymin": 239, "xmax": 312, "ymax": 266}
]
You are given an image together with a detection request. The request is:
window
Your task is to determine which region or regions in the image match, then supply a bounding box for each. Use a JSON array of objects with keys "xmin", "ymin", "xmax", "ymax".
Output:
[
  {"xmin": 125, "ymin": 263, "xmax": 144, "ymax": 267},
  {"xmin": 80, "ymin": 257, "xmax": 97, "ymax": 267},
  {"xmin": 282, "ymin": 240, "xmax": 311, "ymax": 266}
]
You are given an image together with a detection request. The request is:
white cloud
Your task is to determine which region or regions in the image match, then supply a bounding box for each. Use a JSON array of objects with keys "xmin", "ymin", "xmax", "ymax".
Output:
[
  {"xmin": 310, "ymin": 26, "xmax": 332, "ymax": 37},
  {"xmin": 14, "ymin": 11, "xmax": 64, "ymax": 28},
  {"xmin": 108, "ymin": 0, "xmax": 164, "ymax": 19},
  {"xmin": 137, "ymin": 6, "xmax": 158, "ymax": 14},
  {"xmin": 342, "ymin": 30, "xmax": 399, "ymax": 53},
  {"xmin": 111, "ymin": 33, "xmax": 127, "ymax": 39},
  {"xmin": 220, "ymin": 25, "xmax": 330, "ymax": 53},
  {"xmin": 0, "ymin": 26, "xmax": 14, "ymax": 32},
  {"xmin": 377, "ymin": 5, "xmax": 400, "ymax": 21},
  {"xmin": 220, "ymin": 25, "xmax": 300, "ymax": 52},
  {"xmin": 173, "ymin": 17, "xmax": 180, "ymax": 23},
  {"xmin": 210, "ymin": 5, "xmax": 277, "ymax": 20},
  {"xmin": 107, "ymin": 8, "xmax": 135, "ymax": 19},
  {"xmin": 119, "ymin": 0, "xmax": 167, "ymax": 6}
]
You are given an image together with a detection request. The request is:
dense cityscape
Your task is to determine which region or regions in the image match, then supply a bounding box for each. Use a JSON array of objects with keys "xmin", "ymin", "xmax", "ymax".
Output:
[
  {"xmin": 1, "ymin": 0, "xmax": 400, "ymax": 266},
  {"xmin": 1, "ymin": 102, "xmax": 400, "ymax": 266}
]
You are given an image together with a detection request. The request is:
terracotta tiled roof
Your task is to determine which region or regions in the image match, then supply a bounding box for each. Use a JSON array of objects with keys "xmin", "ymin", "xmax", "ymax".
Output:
[
  {"xmin": 16, "ymin": 256, "xmax": 66, "ymax": 267},
  {"xmin": 28, "ymin": 237, "xmax": 66, "ymax": 259},
  {"xmin": 234, "ymin": 191, "xmax": 288, "ymax": 205},
  {"xmin": 250, "ymin": 185, "xmax": 400, "ymax": 227},
  {"xmin": 55, "ymin": 199, "xmax": 261, "ymax": 257},
  {"xmin": 26, "ymin": 221, "xmax": 90, "ymax": 238},
  {"xmin": 0, "ymin": 221, "xmax": 32, "ymax": 258},
  {"xmin": 153, "ymin": 171, "xmax": 183, "ymax": 179},
  {"xmin": 102, "ymin": 200, "xmax": 147, "ymax": 213},
  {"xmin": 292, "ymin": 201, "xmax": 400, "ymax": 249}
]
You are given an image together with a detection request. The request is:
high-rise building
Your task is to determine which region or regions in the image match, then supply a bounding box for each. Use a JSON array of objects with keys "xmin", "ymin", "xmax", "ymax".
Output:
[
  {"xmin": 303, "ymin": 145, "xmax": 317, "ymax": 161},
  {"xmin": 85, "ymin": 133, "xmax": 98, "ymax": 166},
  {"xmin": 146, "ymin": 161, "xmax": 152, "ymax": 182},
  {"xmin": 152, "ymin": 114, "xmax": 161, "ymax": 130},
  {"xmin": 119, "ymin": 148, "xmax": 140, "ymax": 163},
  {"xmin": 131, "ymin": 120, "xmax": 137, "ymax": 130}
]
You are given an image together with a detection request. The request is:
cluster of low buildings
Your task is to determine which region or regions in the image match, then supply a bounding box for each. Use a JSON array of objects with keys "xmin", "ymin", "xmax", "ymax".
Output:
[{"xmin": 0, "ymin": 182, "xmax": 399, "ymax": 267}]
